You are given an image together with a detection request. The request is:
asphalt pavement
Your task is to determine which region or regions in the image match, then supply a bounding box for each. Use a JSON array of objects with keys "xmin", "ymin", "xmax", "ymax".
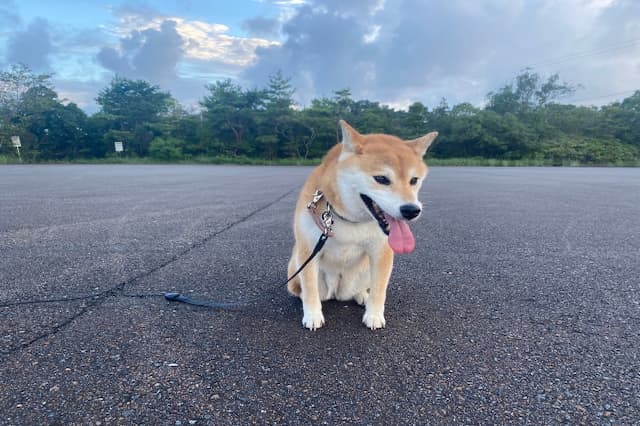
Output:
[{"xmin": 1, "ymin": 164, "xmax": 639, "ymax": 424}]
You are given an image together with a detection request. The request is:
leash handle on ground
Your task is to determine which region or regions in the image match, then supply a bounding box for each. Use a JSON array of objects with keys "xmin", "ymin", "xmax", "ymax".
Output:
[{"xmin": 163, "ymin": 292, "xmax": 250, "ymax": 309}]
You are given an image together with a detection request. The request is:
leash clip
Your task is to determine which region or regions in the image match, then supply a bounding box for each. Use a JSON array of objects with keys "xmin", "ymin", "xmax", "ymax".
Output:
[
  {"xmin": 307, "ymin": 189, "xmax": 333, "ymax": 236},
  {"xmin": 307, "ymin": 190, "xmax": 324, "ymax": 210},
  {"xmin": 321, "ymin": 204, "xmax": 334, "ymax": 235}
]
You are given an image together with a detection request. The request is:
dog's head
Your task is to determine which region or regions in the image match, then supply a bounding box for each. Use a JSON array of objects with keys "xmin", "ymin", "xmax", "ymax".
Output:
[{"xmin": 336, "ymin": 120, "xmax": 438, "ymax": 254}]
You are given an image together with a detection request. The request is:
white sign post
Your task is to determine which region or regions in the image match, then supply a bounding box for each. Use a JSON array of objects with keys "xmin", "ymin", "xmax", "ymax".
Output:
[
  {"xmin": 11, "ymin": 136, "xmax": 21, "ymax": 161},
  {"xmin": 114, "ymin": 141, "xmax": 124, "ymax": 154}
]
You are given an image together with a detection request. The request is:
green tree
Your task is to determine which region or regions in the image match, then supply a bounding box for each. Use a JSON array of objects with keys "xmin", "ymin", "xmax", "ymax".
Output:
[
  {"xmin": 487, "ymin": 69, "xmax": 576, "ymax": 116},
  {"xmin": 302, "ymin": 99, "xmax": 339, "ymax": 155},
  {"xmin": 265, "ymin": 70, "xmax": 295, "ymax": 111},
  {"xmin": 96, "ymin": 76, "xmax": 172, "ymax": 129},
  {"xmin": 200, "ymin": 79, "xmax": 265, "ymax": 155},
  {"xmin": 83, "ymin": 113, "xmax": 113, "ymax": 158},
  {"xmin": 22, "ymin": 94, "xmax": 89, "ymax": 159},
  {"xmin": 0, "ymin": 64, "xmax": 52, "ymax": 114},
  {"xmin": 165, "ymin": 105, "xmax": 205, "ymax": 157},
  {"xmin": 333, "ymin": 89, "xmax": 354, "ymax": 141},
  {"xmin": 1, "ymin": 63, "xmax": 637, "ymax": 164},
  {"xmin": 260, "ymin": 70, "xmax": 297, "ymax": 158},
  {"xmin": 478, "ymin": 111, "xmax": 535, "ymax": 158},
  {"xmin": 404, "ymin": 102, "xmax": 431, "ymax": 138},
  {"xmin": 0, "ymin": 64, "xmax": 54, "ymax": 156},
  {"xmin": 427, "ymin": 98, "xmax": 451, "ymax": 158},
  {"xmin": 542, "ymin": 135, "xmax": 638, "ymax": 164},
  {"xmin": 96, "ymin": 76, "xmax": 173, "ymax": 156},
  {"xmin": 149, "ymin": 136, "xmax": 184, "ymax": 161},
  {"xmin": 0, "ymin": 67, "xmax": 90, "ymax": 160},
  {"xmin": 606, "ymin": 91, "xmax": 640, "ymax": 148},
  {"xmin": 543, "ymin": 104, "xmax": 601, "ymax": 136}
]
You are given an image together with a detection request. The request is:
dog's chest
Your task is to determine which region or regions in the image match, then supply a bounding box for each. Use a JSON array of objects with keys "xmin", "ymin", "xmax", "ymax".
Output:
[{"xmin": 320, "ymin": 220, "xmax": 383, "ymax": 267}]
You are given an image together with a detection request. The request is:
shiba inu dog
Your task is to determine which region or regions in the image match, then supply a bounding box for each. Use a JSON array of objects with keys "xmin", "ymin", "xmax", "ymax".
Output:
[{"xmin": 287, "ymin": 120, "xmax": 438, "ymax": 330}]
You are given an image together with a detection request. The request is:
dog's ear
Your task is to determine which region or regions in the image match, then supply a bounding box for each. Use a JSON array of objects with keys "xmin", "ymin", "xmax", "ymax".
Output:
[
  {"xmin": 407, "ymin": 131, "xmax": 438, "ymax": 157},
  {"xmin": 339, "ymin": 120, "xmax": 363, "ymax": 154}
]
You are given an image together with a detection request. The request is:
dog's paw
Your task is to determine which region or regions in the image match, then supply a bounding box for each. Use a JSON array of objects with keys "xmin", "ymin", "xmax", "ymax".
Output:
[
  {"xmin": 302, "ymin": 311, "xmax": 325, "ymax": 330},
  {"xmin": 362, "ymin": 311, "xmax": 386, "ymax": 330}
]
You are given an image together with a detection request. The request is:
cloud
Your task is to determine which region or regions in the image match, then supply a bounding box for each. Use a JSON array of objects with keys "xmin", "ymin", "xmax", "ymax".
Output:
[
  {"xmin": 93, "ymin": 7, "xmax": 282, "ymax": 110},
  {"xmin": 175, "ymin": 18, "xmax": 277, "ymax": 66},
  {"xmin": 8, "ymin": 0, "xmax": 634, "ymax": 115},
  {"xmin": 272, "ymin": 0, "xmax": 307, "ymax": 5},
  {"xmin": 244, "ymin": 1, "xmax": 378, "ymax": 105},
  {"xmin": 597, "ymin": 0, "xmax": 640, "ymax": 42},
  {"xmin": 106, "ymin": 8, "xmax": 279, "ymax": 69},
  {"xmin": 53, "ymin": 78, "xmax": 103, "ymax": 112},
  {"xmin": 0, "ymin": 0, "xmax": 21, "ymax": 29},
  {"xmin": 97, "ymin": 19, "xmax": 184, "ymax": 86},
  {"xmin": 6, "ymin": 17, "xmax": 53, "ymax": 71},
  {"xmin": 244, "ymin": 0, "xmax": 640, "ymax": 108},
  {"xmin": 243, "ymin": 16, "xmax": 281, "ymax": 38}
]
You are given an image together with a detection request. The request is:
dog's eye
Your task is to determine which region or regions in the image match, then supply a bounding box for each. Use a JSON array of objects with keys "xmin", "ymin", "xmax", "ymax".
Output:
[
  {"xmin": 373, "ymin": 175, "xmax": 391, "ymax": 185},
  {"xmin": 410, "ymin": 177, "xmax": 419, "ymax": 185}
]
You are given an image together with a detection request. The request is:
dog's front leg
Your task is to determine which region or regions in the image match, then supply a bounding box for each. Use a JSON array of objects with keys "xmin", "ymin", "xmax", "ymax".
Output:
[
  {"xmin": 299, "ymin": 256, "xmax": 325, "ymax": 330},
  {"xmin": 363, "ymin": 245, "xmax": 393, "ymax": 330}
]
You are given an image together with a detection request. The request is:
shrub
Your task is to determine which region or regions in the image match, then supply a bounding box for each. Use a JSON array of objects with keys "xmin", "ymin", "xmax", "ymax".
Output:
[
  {"xmin": 148, "ymin": 137, "xmax": 184, "ymax": 161},
  {"xmin": 541, "ymin": 136, "xmax": 638, "ymax": 165}
]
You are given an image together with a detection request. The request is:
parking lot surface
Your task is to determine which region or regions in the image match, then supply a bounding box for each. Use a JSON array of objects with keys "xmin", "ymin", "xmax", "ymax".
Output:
[{"xmin": 1, "ymin": 165, "xmax": 639, "ymax": 424}]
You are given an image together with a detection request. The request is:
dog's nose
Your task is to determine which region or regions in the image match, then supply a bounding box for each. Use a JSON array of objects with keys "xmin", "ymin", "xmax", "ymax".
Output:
[{"xmin": 400, "ymin": 204, "xmax": 421, "ymax": 220}]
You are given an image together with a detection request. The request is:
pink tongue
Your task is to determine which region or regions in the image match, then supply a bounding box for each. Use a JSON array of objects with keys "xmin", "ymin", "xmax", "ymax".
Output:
[{"xmin": 384, "ymin": 213, "xmax": 415, "ymax": 254}]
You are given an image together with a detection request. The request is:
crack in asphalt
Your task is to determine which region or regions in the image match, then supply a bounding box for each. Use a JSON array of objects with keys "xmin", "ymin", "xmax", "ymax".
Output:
[
  {"xmin": 0, "ymin": 187, "xmax": 297, "ymax": 357},
  {"xmin": 0, "ymin": 282, "xmax": 127, "ymax": 357}
]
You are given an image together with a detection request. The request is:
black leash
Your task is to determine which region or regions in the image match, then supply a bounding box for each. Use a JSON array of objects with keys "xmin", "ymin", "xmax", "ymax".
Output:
[
  {"xmin": 163, "ymin": 189, "xmax": 333, "ymax": 310},
  {"xmin": 1, "ymin": 190, "xmax": 334, "ymax": 311},
  {"xmin": 163, "ymin": 233, "xmax": 328, "ymax": 309}
]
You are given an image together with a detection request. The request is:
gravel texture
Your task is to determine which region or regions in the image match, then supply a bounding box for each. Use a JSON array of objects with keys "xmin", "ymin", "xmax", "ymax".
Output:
[{"xmin": 1, "ymin": 165, "xmax": 639, "ymax": 424}]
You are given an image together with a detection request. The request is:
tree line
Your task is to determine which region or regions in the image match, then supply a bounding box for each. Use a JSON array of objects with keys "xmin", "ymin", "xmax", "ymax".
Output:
[{"xmin": 1, "ymin": 64, "xmax": 638, "ymax": 164}]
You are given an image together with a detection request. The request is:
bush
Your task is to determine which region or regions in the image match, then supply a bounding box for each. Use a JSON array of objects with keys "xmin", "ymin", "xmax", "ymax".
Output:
[
  {"xmin": 0, "ymin": 155, "xmax": 15, "ymax": 164},
  {"xmin": 148, "ymin": 137, "xmax": 184, "ymax": 161},
  {"xmin": 541, "ymin": 136, "xmax": 638, "ymax": 165}
]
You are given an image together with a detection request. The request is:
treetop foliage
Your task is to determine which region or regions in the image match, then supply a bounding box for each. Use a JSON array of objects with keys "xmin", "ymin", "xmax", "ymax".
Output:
[{"xmin": 0, "ymin": 64, "xmax": 638, "ymax": 164}]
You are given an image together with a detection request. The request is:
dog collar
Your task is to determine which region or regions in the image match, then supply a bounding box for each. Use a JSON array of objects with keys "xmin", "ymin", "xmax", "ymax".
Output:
[
  {"xmin": 307, "ymin": 190, "xmax": 334, "ymax": 236},
  {"xmin": 307, "ymin": 189, "xmax": 370, "ymax": 236},
  {"xmin": 331, "ymin": 206, "xmax": 362, "ymax": 224}
]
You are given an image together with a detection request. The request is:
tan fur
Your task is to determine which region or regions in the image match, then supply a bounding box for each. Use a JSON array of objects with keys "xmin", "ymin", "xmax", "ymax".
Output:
[{"xmin": 288, "ymin": 120, "xmax": 438, "ymax": 330}]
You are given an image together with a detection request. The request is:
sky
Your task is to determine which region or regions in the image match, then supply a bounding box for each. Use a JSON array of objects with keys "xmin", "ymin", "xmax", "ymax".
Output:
[{"xmin": 1, "ymin": 0, "xmax": 639, "ymax": 113}]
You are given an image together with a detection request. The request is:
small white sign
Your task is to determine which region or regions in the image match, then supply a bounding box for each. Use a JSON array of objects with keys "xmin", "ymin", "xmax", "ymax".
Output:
[
  {"xmin": 11, "ymin": 136, "xmax": 21, "ymax": 147},
  {"xmin": 114, "ymin": 141, "xmax": 124, "ymax": 152}
]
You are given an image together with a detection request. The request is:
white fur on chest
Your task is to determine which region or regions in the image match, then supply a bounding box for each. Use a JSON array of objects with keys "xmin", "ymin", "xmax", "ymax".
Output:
[
  {"xmin": 299, "ymin": 212, "xmax": 382, "ymax": 261},
  {"xmin": 323, "ymin": 219, "xmax": 383, "ymax": 262},
  {"xmin": 298, "ymin": 212, "xmax": 386, "ymax": 301}
]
